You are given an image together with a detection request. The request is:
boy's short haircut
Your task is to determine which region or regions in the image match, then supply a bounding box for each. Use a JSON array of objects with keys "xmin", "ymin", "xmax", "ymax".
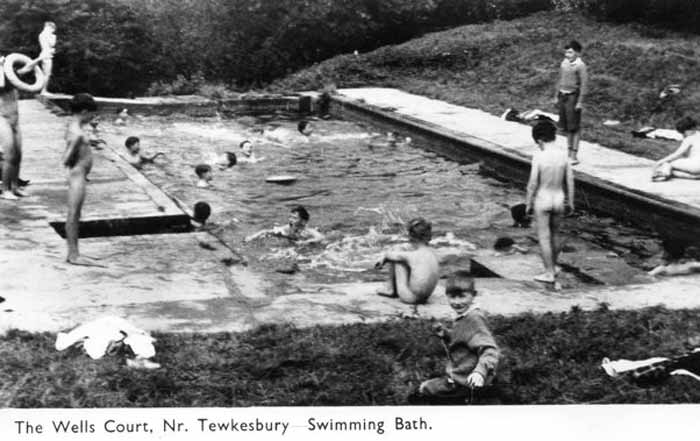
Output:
[
  {"xmin": 194, "ymin": 164, "xmax": 212, "ymax": 177},
  {"xmin": 226, "ymin": 152, "xmax": 237, "ymax": 166},
  {"xmin": 532, "ymin": 120, "xmax": 557, "ymax": 143},
  {"xmin": 407, "ymin": 217, "xmax": 432, "ymax": 243},
  {"xmin": 297, "ymin": 120, "xmax": 309, "ymax": 134},
  {"xmin": 69, "ymin": 93, "xmax": 97, "ymax": 113},
  {"xmin": 125, "ymin": 136, "xmax": 140, "ymax": 148},
  {"xmin": 239, "ymin": 140, "xmax": 251, "ymax": 149},
  {"xmin": 565, "ymin": 40, "xmax": 582, "ymax": 52},
  {"xmin": 445, "ymin": 270, "xmax": 476, "ymax": 297},
  {"xmin": 44, "ymin": 21, "xmax": 56, "ymax": 28},
  {"xmin": 193, "ymin": 201, "xmax": 211, "ymax": 223},
  {"xmin": 291, "ymin": 205, "xmax": 309, "ymax": 221},
  {"xmin": 676, "ymin": 116, "xmax": 698, "ymax": 134}
]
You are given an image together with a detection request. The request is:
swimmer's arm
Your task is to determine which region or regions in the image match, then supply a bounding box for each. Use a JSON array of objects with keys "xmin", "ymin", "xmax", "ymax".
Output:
[
  {"xmin": 298, "ymin": 229, "xmax": 325, "ymax": 245},
  {"xmin": 525, "ymin": 156, "xmax": 540, "ymax": 212},
  {"xmin": 244, "ymin": 226, "xmax": 283, "ymax": 242},
  {"xmin": 657, "ymin": 138, "xmax": 692, "ymax": 165},
  {"xmin": 62, "ymin": 133, "xmax": 84, "ymax": 167},
  {"xmin": 141, "ymin": 152, "xmax": 164, "ymax": 163},
  {"xmin": 244, "ymin": 229, "xmax": 272, "ymax": 242},
  {"xmin": 565, "ymin": 159, "xmax": 575, "ymax": 211}
]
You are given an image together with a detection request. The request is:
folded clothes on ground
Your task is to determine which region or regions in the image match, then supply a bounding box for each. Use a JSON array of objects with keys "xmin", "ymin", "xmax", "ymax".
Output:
[
  {"xmin": 501, "ymin": 108, "xmax": 559, "ymax": 124},
  {"xmin": 55, "ymin": 316, "xmax": 158, "ymax": 367},
  {"xmin": 631, "ymin": 126, "xmax": 683, "ymax": 142},
  {"xmin": 602, "ymin": 349, "xmax": 700, "ymax": 386}
]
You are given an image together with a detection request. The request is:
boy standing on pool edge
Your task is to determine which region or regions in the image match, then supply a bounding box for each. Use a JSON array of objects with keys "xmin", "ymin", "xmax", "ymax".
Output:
[
  {"xmin": 555, "ymin": 40, "xmax": 588, "ymax": 165},
  {"xmin": 526, "ymin": 121, "xmax": 574, "ymax": 284},
  {"xmin": 63, "ymin": 93, "xmax": 104, "ymax": 267}
]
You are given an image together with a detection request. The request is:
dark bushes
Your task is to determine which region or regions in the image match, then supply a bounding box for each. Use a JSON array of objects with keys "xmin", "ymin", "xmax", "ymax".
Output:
[
  {"xmin": 0, "ymin": 0, "xmax": 552, "ymax": 96},
  {"xmin": 573, "ymin": 0, "xmax": 700, "ymax": 34}
]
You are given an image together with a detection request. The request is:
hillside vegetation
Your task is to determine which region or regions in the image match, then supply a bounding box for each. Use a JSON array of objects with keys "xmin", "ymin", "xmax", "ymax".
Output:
[{"xmin": 274, "ymin": 11, "xmax": 700, "ymax": 159}]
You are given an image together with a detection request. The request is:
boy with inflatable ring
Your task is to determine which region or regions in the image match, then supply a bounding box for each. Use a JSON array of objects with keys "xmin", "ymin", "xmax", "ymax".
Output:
[{"xmin": 0, "ymin": 51, "xmax": 48, "ymax": 200}]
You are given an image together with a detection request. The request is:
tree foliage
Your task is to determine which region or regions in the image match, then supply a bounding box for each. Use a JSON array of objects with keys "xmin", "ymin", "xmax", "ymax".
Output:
[{"xmin": 0, "ymin": 0, "xmax": 552, "ymax": 96}]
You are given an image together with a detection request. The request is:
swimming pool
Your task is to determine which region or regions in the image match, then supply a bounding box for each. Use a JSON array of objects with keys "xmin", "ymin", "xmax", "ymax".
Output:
[{"xmin": 97, "ymin": 114, "xmax": 663, "ymax": 287}]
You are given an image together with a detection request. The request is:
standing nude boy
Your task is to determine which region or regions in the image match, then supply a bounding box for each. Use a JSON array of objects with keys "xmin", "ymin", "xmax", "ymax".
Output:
[
  {"xmin": 63, "ymin": 93, "xmax": 102, "ymax": 266},
  {"xmin": 526, "ymin": 121, "xmax": 574, "ymax": 283}
]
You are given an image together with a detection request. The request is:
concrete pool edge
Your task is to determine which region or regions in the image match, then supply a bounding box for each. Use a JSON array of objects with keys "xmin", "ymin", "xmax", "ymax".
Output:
[{"xmin": 328, "ymin": 91, "xmax": 700, "ymax": 243}]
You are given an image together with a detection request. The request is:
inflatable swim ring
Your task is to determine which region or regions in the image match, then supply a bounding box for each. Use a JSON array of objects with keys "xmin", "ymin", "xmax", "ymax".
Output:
[{"xmin": 3, "ymin": 53, "xmax": 45, "ymax": 93}]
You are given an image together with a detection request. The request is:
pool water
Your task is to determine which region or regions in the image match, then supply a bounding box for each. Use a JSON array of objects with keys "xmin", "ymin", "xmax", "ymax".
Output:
[{"xmin": 97, "ymin": 114, "xmax": 664, "ymax": 286}]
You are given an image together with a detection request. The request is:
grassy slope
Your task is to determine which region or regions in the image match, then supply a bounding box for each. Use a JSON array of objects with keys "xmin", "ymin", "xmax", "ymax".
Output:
[
  {"xmin": 272, "ymin": 10, "xmax": 700, "ymax": 160},
  {"xmin": 3, "ymin": 306, "xmax": 700, "ymax": 407}
]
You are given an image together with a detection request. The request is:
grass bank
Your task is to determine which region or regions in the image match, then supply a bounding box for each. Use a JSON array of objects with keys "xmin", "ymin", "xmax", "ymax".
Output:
[
  {"xmin": 272, "ymin": 10, "xmax": 700, "ymax": 160},
  {"xmin": 3, "ymin": 305, "xmax": 700, "ymax": 407}
]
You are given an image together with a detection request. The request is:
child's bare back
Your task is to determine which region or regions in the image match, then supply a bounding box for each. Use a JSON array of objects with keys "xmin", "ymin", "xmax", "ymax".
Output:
[{"xmin": 376, "ymin": 218, "xmax": 439, "ymax": 304}]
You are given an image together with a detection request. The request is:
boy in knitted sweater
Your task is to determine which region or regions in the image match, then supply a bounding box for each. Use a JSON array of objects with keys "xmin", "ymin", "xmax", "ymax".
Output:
[
  {"xmin": 414, "ymin": 272, "xmax": 500, "ymax": 403},
  {"xmin": 554, "ymin": 40, "xmax": 588, "ymax": 165}
]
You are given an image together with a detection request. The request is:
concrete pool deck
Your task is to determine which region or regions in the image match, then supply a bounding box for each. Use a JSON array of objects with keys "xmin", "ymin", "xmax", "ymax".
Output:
[{"xmin": 2, "ymin": 97, "xmax": 700, "ymax": 336}]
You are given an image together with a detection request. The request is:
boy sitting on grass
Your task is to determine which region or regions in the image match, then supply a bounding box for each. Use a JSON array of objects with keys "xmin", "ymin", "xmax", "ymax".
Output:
[
  {"xmin": 412, "ymin": 272, "xmax": 500, "ymax": 404},
  {"xmin": 124, "ymin": 136, "xmax": 164, "ymax": 169},
  {"xmin": 375, "ymin": 217, "xmax": 439, "ymax": 304},
  {"xmin": 195, "ymin": 163, "xmax": 213, "ymax": 188}
]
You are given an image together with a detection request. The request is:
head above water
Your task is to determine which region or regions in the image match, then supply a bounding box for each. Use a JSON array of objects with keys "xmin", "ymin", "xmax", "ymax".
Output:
[
  {"xmin": 69, "ymin": 93, "xmax": 97, "ymax": 115},
  {"xmin": 297, "ymin": 120, "xmax": 313, "ymax": 136},
  {"xmin": 676, "ymin": 116, "xmax": 698, "ymax": 135},
  {"xmin": 289, "ymin": 205, "xmax": 310, "ymax": 230},
  {"xmin": 193, "ymin": 201, "xmax": 211, "ymax": 224},
  {"xmin": 125, "ymin": 136, "xmax": 140, "ymax": 152},
  {"xmin": 195, "ymin": 163, "xmax": 212, "ymax": 179},
  {"xmin": 532, "ymin": 120, "xmax": 557, "ymax": 144},
  {"xmin": 407, "ymin": 217, "xmax": 432, "ymax": 243},
  {"xmin": 239, "ymin": 140, "xmax": 252, "ymax": 156},
  {"xmin": 226, "ymin": 151, "xmax": 237, "ymax": 167}
]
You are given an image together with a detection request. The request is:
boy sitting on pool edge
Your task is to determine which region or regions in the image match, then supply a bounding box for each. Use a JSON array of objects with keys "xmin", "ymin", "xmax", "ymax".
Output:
[
  {"xmin": 375, "ymin": 217, "xmax": 439, "ymax": 304},
  {"xmin": 244, "ymin": 205, "xmax": 324, "ymax": 244}
]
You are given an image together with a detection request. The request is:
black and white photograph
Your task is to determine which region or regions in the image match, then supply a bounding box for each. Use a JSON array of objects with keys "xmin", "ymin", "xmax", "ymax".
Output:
[{"xmin": 1, "ymin": 0, "xmax": 700, "ymax": 439}]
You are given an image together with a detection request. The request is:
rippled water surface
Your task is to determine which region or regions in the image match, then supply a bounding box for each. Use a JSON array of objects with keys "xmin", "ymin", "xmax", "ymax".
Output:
[{"xmin": 98, "ymin": 114, "xmax": 662, "ymax": 284}]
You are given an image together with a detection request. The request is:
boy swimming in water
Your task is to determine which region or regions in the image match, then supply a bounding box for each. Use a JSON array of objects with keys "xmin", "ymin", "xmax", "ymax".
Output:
[
  {"xmin": 652, "ymin": 116, "xmax": 700, "ymax": 181},
  {"xmin": 244, "ymin": 205, "xmax": 324, "ymax": 244},
  {"xmin": 238, "ymin": 140, "xmax": 264, "ymax": 163},
  {"xmin": 195, "ymin": 164, "xmax": 212, "ymax": 188},
  {"xmin": 63, "ymin": 93, "xmax": 104, "ymax": 267},
  {"xmin": 526, "ymin": 121, "xmax": 574, "ymax": 283},
  {"xmin": 376, "ymin": 217, "xmax": 439, "ymax": 304},
  {"xmin": 124, "ymin": 136, "xmax": 163, "ymax": 169}
]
